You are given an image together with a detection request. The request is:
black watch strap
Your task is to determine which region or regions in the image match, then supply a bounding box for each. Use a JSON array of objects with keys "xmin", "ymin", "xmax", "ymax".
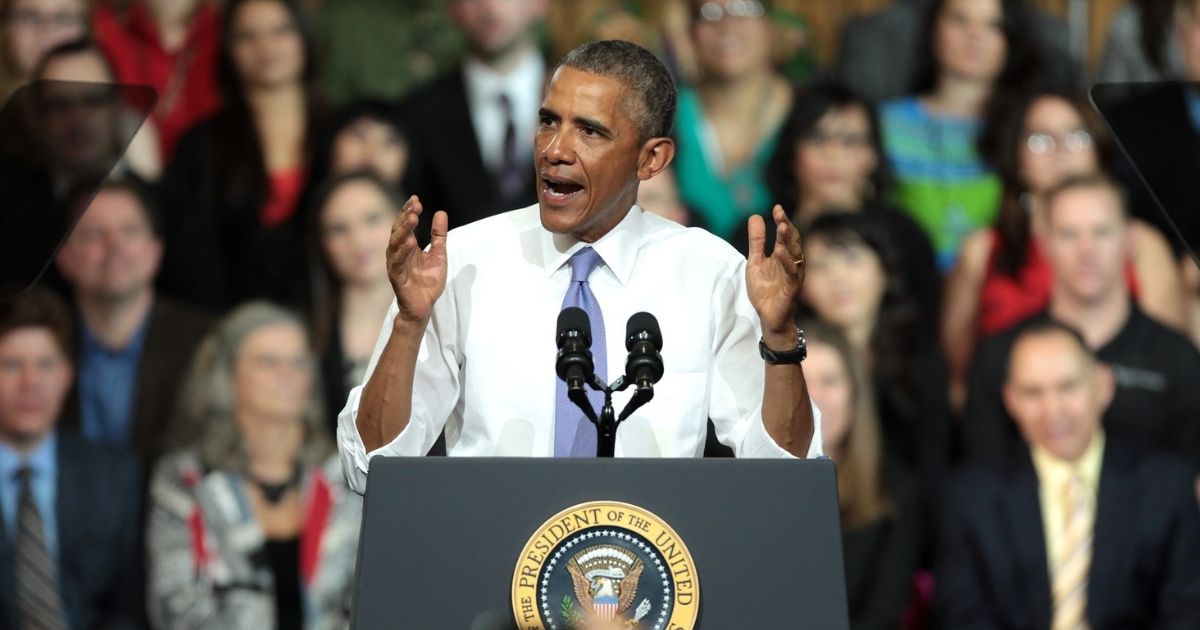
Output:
[{"xmin": 759, "ymin": 328, "xmax": 806, "ymax": 364}]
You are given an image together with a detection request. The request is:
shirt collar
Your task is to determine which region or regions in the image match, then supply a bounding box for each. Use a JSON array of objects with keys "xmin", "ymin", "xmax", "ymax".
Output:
[
  {"xmin": 462, "ymin": 51, "xmax": 545, "ymax": 107},
  {"xmin": 1030, "ymin": 430, "xmax": 1106, "ymax": 494},
  {"xmin": 539, "ymin": 204, "xmax": 645, "ymax": 286},
  {"xmin": 0, "ymin": 431, "xmax": 58, "ymax": 484},
  {"xmin": 81, "ymin": 307, "xmax": 153, "ymax": 357}
]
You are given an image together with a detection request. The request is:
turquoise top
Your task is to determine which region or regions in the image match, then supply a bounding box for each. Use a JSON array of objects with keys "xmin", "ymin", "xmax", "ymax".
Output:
[
  {"xmin": 879, "ymin": 97, "xmax": 1001, "ymax": 271},
  {"xmin": 673, "ymin": 87, "xmax": 781, "ymax": 240}
]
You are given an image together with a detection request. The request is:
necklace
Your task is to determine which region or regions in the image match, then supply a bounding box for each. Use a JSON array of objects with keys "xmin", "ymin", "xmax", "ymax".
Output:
[{"xmin": 248, "ymin": 466, "xmax": 303, "ymax": 505}]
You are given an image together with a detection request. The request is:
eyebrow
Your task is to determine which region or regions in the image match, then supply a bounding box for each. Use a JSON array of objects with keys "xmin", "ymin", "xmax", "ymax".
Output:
[{"xmin": 539, "ymin": 107, "xmax": 614, "ymax": 138}]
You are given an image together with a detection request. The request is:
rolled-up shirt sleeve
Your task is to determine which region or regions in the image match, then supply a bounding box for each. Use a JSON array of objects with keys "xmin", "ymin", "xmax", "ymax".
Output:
[
  {"xmin": 336, "ymin": 289, "xmax": 462, "ymax": 494},
  {"xmin": 708, "ymin": 259, "xmax": 823, "ymax": 460}
]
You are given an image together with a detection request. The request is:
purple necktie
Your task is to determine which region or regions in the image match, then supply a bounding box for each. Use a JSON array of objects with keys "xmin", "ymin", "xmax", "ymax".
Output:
[
  {"xmin": 554, "ymin": 247, "xmax": 606, "ymax": 456},
  {"xmin": 497, "ymin": 93, "xmax": 526, "ymax": 200}
]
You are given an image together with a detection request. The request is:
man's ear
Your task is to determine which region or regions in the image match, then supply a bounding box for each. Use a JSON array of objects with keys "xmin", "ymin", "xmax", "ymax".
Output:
[{"xmin": 636, "ymin": 137, "xmax": 675, "ymax": 182}]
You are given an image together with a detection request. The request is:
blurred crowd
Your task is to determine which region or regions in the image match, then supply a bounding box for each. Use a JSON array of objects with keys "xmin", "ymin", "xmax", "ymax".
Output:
[{"xmin": 2, "ymin": 0, "xmax": 1200, "ymax": 628}]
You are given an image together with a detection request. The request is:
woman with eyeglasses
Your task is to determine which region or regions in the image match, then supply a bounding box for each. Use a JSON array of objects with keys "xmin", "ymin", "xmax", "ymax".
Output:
[
  {"xmin": 147, "ymin": 302, "xmax": 360, "ymax": 629},
  {"xmin": 672, "ymin": 0, "xmax": 792, "ymax": 241},
  {"xmin": 0, "ymin": 0, "xmax": 90, "ymax": 98},
  {"xmin": 737, "ymin": 80, "xmax": 941, "ymax": 334},
  {"xmin": 942, "ymin": 90, "xmax": 1186, "ymax": 410}
]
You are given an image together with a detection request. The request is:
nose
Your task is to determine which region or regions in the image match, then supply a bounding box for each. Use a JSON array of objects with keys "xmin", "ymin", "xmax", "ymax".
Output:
[{"xmin": 540, "ymin": 129, "xmax": 576, "ymax": 166}]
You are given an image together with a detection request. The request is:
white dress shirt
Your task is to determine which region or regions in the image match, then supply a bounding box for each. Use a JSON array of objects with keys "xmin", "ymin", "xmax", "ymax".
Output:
[
  {"xmin": 337, "ymin": 204, "xmax": 823, "ymax": 493},
  {"xmin": 462, "ymin": 52, "xmax": 545, "ymax": 174}
]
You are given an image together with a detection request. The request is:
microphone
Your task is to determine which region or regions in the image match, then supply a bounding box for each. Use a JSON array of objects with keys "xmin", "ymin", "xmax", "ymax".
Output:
[
  {"xmin": 556, "ymin": 307, "xmax": 594, "ymax": 392},
  {"xmin": 624, "ymin": 312, "xmax": 664, "ymax": 390}
]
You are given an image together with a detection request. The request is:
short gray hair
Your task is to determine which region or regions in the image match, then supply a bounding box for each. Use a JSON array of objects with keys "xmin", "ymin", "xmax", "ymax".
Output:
[
  {"xmin": 557, "ymin": 40, "xmax": 676, "ymax": 142},
  {"xmin": 168, "ymin": 302, "xmax": 331, "ymax": 473}
]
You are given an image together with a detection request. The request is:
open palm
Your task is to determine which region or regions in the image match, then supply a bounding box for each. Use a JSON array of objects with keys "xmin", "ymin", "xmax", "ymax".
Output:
[
  {"xmin": 387, "ymin": 195, "xmax": 449, "ymax": 325},
  {"xmin": 746, "ymin": 204, "xmax": 805, "ymax": 334}
]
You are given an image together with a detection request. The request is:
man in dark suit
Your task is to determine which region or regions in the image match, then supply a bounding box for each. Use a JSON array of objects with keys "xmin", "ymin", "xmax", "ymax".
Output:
[
  {"xmin": 401, "ymin": 0, "xmax": 547, "ymax": 230},
  {"xmin": 937, "ymin": 319, "xmax": 1200, "ymax": 628},
  {"xmin": 54, "ymin": 178, "xmax": 211, "ymax": 464},
  {"xmin": 0, "ymin": 289, "xmax": 143, "ymax": 629}
]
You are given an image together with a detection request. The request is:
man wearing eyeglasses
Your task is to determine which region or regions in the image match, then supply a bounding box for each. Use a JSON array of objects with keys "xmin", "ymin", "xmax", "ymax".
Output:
[{"xmin": 963, "ymin": 173, "xmax": 1200, "ymax": 467}]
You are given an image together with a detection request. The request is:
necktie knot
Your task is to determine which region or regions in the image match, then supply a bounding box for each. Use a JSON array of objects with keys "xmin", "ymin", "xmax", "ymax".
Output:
[{"xmin": 569, "ymin": 247, "xmax": 604, "ymax": 284}]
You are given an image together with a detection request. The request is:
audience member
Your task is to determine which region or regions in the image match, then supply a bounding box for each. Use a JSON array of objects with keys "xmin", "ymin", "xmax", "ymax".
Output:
[
  {"xmin": 54, "ymin": 178, "xmax": 211, "ymax": 464},
  {"xmin": 157, "ymin": 0, "xmax": 324, "ymax": 313},
  {"xmin": 944, "ymin": 90, "xmax": 1185, "ymax": 409},
  {"xmin": 937, "ymin": 319, "xmax": 1200, "ymax": 627},
  {"xmin": 802, "ymin": 212, "xmax": 949, "ymax": 512},
  {"xmin": 0, "ymin": 0, "xmax": 89, "ymax": 98},
  {"xmin": 400, "ymin": 0, "xmax": 546, "ymax": 231},
  {"xmin": 673, "ymin": 0, "xmax": 792, "ymax": 241},
  {"xmin": 92, "ymin": 0, "xmax": 222, "ymax": 162},
  {"xmin": 0, "ymin": 288, "xmax": 143, "ymax": 629},
  {"xmin": 835, "ymin": 0, "xmax": 1076, "ymax": 104},
  {"xmin": 309, "ymin": 99, "xmax": 408, "ymax": 195},
  {"xmin": 634, "ymin": 164, "xmax": 700, "ymax": 228},
  {"xmin": 803, "ymin": 318, "xmax": 921, "ymax": 630},
  {"xmin": 964, "ymin": 173, "xmax": 1200, "ymax": 464},
  {"xmin": 147, "ymin": 302, "xmax": 360, "ymax": 629},
  {"xmin": 736, "ymin": 80, "xmax": 940, "ymax": 333},
  {"xmin": 878, "ymin": 0, "xmax": 1047, "ymax": 272},
  {"xmin": 33, "ymin": 39, "xmax": 161, "ymax": 185},
  {"xmin": 308, "ymin": 171, "xmax": 399, "ymax": 431}
]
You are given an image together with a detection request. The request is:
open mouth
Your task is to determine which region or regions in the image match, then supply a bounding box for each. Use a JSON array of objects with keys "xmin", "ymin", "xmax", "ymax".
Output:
[{"xmin": 541, "ymin": 174, "xmax": 584, "ymax": 205}]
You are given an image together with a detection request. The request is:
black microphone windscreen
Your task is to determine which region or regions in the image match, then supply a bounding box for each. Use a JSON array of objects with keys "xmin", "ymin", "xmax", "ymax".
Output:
[
  {"xmin": 625, "ymin": 312, "xmax": 662, "ymax": 350},
  {"xmin": 557, "ymin": 307, "xmax": 591, "ymax": 337}
]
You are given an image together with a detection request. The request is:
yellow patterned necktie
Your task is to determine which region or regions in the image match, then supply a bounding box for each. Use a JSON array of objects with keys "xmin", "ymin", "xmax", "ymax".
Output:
[{"xmin": 1050, "ymin": 472, "xmax": 1093, "ymax": 630}]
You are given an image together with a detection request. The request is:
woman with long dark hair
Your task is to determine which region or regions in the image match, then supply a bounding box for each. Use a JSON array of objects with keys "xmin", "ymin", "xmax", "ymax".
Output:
[
  {"xmin": 738, "ymin": 79, "xmax": 940, "ymax": 332},
  {"xmin": 802, "ymin": 318, "xmax": 920, "ymax": 630},
  {"xmin": 801, "ymin": 212, "xmax": 949, "ymax": 516},
  {"xmin": 878, "ymin": 0, "xmax": 1050, "ymax": 272},
  {"xmin": 307, "ymin": 171, "xmax": 400, "ymax": 430},
  {"xmin": 158, "ymin": 0, "xmax": 324, "ymax": 312},
  {"xmin": 942, "ymin": 89, "xmax": 1185, "ymax": 409}
]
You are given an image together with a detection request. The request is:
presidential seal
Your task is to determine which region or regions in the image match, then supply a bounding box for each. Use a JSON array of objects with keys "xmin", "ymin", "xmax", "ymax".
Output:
[{"xmin": 511, "ymin": 501, "xmax": 699, "ymax": 630}]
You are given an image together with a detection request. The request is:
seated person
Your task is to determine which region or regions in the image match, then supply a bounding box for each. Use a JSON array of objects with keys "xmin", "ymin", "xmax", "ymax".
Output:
[
  {"xmin": 802, "ymin": 212, "xmax": 950, "ymax": 512},
  {"xmin": 146, "ymin": 302, "xmax": 361, "ymax": 629},
  {"xmin": 55, "ymin": 178, "xmax": 211, "ymax": 464},
  {"xmin": 309, "ymin": 99, "xmax": 409, "ymax": 195},
  {"xmin": 964, "ymin": 173, "xmax": 1200, "ymax": 465},
  {"xmin": 937, "ymin": 319, "xmax": 1200, "ymax": 627},
  {"xmin": 0, "ymin": 288, "xmax": 142, "ymax": 628},
  {"xmin": 803, "ymin": 319, "xmax": 920, "ymax": 630},
  {"xmin": 308, "ymin": 172, "xmax": 401, "ymax": 431}
]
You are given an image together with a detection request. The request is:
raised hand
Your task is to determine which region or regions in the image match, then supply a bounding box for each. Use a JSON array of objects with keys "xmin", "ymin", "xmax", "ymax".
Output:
[
  {"xmin": 746, "ymin": 204, "xmax": 805, "ymax": 338},
  {"xmin": 386, "ymin": 195, "xmax": 449, "ymax": 326}
]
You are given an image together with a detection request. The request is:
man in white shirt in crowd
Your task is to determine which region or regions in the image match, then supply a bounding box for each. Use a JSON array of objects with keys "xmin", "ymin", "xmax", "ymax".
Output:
[
  {"xmin": 339, "ymin": 40, "xmax": 820, "ymax": 494},
  {"xmin": 401, "ymin": 0, "xmax": 547, "ymax": 229}
]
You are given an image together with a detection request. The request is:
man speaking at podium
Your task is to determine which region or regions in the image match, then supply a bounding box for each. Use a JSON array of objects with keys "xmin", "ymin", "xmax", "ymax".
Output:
[{"xmin": 337, "ymin": 40, "xmax": 821, "ymax": 494}]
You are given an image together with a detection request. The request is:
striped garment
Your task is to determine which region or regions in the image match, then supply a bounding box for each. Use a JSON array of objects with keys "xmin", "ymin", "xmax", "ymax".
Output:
[{"xmin": 879, "ymin": 97, "xmax": 1002, "ymax": 272}]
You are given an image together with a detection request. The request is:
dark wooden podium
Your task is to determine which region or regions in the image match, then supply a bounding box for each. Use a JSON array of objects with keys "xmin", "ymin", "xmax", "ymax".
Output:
[{"xmin": 351, "ymin": 457, "xmax": 848, "ymax": 628}]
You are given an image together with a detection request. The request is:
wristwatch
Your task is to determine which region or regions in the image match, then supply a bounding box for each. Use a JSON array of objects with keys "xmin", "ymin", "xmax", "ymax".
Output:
[{"xmin": 759, "ymin": 328, "xmax": 806, "ymax": 364}]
